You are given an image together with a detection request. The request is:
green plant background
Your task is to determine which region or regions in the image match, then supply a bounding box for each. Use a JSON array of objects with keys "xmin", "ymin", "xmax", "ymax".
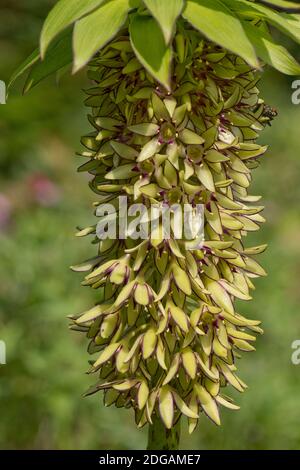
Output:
[{"xmin": 0, "ymin": 0, "xmax": 300, "ymax": 450}]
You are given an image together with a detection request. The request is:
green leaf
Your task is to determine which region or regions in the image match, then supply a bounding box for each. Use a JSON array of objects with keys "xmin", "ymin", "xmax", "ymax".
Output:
[
  {"xmin": 143, "ymin": 0, "xmax": 184, "ymax": 43},
  {"xmin": 183, "ymin": 0, "xmax": 259, "ymax": 68},
  {"xmin": 73, "ymin": 0, "xmax": 131, "ymax": 72},
  {"xmin": 24, "ymin": 30, "xmax": 73, "ymax": 93},
  {"xmin": 227, "ymin": 0, "xmax": 300, "ymax": 44},
  {"xmin": 129, "ymin": 14, "xmax": 172, "ymax": 90},
  {"xmin": 258, "ymin": 0, "xmax": 300, "ymax": 11},
  {"xmin": 243, "ymin": 22, "xmax": 300, "ymax": 75},
  {"xmin": 40, "ymin": 0, "xmax": 106, "ymax": 57},
  {"xmin": 7, "ymin": 49, "xmax": 40, "ymax": 95}
]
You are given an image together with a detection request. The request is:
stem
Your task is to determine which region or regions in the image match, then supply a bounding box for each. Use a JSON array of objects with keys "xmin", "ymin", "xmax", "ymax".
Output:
[{"xmin": 147, "ymin": 415, "xmax": 181, "ymax": 450}]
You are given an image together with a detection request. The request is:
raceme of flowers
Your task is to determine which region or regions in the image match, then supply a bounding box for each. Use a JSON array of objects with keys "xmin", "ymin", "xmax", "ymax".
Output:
[{"xmin": 70, "ymin": 30, "xmax": 271, "ymax": 432}]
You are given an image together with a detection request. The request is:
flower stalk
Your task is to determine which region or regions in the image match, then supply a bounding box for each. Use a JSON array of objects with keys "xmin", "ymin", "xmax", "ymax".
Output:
[{"xmin": 147, "ymin": 415, "xmax": 181, "ymax": 450}]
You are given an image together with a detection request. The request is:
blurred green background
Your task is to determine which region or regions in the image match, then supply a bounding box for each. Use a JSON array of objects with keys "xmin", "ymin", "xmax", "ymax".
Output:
[{"xmin": 0, "ymin": 0, "xmax": 300, "ymax": 450}]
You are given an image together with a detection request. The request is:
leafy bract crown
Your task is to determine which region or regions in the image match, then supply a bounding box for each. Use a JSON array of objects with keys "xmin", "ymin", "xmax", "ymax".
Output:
[{"xmin": 9, "ymin": 1, "xmax": 300, "ymax": 92}]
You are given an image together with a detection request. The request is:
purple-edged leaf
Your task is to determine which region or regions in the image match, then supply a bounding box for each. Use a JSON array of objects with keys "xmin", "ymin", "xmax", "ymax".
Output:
[{"xmin": 159, "ymin": 386, "xmax": 174, "ymax": 429}]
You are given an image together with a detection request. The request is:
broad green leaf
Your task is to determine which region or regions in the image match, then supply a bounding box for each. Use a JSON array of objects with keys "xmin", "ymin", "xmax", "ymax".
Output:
[
  {"xmin": 73, "ymin": 0, "xmax": 130, "ymax": 72},
  {"xmin": 7, "ymin": 49, "xmax": 40, "ymax": 94},
  {"xmin": 40, "ymin": 0, "xmax": 106, "ymax": 56},
  {"xmin": 129, "ymin": 14, "xmax": 172, "ymax": 90},
  {"xmin": 259, "ymin": 0, "xmax": 300, "ymax": 11},
  {"xmin": 24, "ymin": 30, "xmax": 73, "ymax": 93},
  {"xmin": 143, "ymin": 0, "xmax": 184, "ymax": 43},
  {"xmin": 243, "ymin": 22, "xmax": 300, "ymax": 75},
  {"xmin": 227, "ymin": 0, "xmax": 300, "ymax": 44},
  {"xmin": 183, "ymin": 0, "xmax": 259, "ymax": 68}
]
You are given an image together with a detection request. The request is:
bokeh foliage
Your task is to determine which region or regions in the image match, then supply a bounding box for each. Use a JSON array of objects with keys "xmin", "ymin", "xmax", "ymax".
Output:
[{"xmin": 0, "ymin": 0, "xmax": 300, "ymax": 449}]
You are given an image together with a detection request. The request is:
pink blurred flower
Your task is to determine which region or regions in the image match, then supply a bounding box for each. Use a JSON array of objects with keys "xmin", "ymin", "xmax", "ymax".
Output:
[{"xmin": 28, "ymin": 173, "xmax": 61, "ymax": 207}]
